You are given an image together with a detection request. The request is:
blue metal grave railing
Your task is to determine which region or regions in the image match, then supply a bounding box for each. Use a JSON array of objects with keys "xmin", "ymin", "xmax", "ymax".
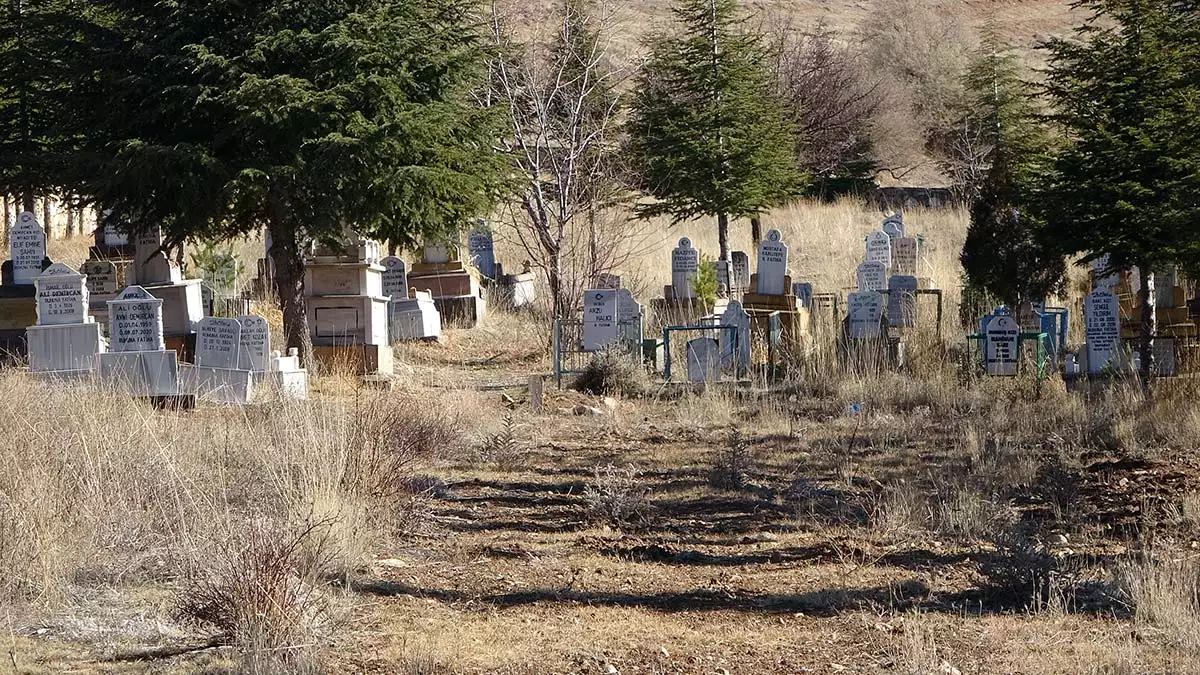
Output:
[
  {"xmin": 553, "ymin": 316, "xmax": 646, "ymax": 388},
  {"xmin": 967, "ymin": 331, "xmax": 1050, "ymax": 380},
  {"xmin": 1041, "ymin": 307, "xmax": 1069, "ymax": 359},
  {"xmin": 662, "ymin": 323, "xmax": 739, "ymax": 383}
]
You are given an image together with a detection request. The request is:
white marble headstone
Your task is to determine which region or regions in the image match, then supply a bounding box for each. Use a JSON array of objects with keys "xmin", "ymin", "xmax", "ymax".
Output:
[
  {"xmin": 887, "ymin": 275, "xmax": 919, "ymax": 328},
  {"xmin": 34, "ymin": 263, "xmax": 89, "ymax": 326},
  {"xmin": 583, "ymin": 289, "xmax": 619, "ymax": 351},
  {"xmin": 195, "ymin": 317, "xmax": 242, "ymax": 369},
  {"xmin": 756, "ymin": 229, "xmax": 788, "ymax": 295},
  {"xmin": 10, "ymin": 212, "xmax": 46, "ymax": 285},
  {"xmin": 381, "ymin": 256, "xmax": 409, "ymax": 300},
  {"xmin": 847, "ymin": 291, "xmax": 884, "ymax": 339},
  {"xmin": 1085, "ymin": 290, "xmax": 1120, "ymax": 374},
  {"xmin": 671, "ymin": 238, "xmax": 699, "ymax": 300},
  {"xmin": 892, "ymin": 237, "xmax": 918, "ymax": 276},
  {"xmin": 237, "ymin": 314, "xmax": 271, "ymax": 372},
  {"xmin": 864, "ymin": 231, "xmax": 892, "ymax": 269},
  {"xmin": 985, "ymin": 314, "xmax": 1019, "ymax": 376},
  {"xmin": 423, "ymin": 241, "xmax": 452, "ymax": 265},
  {"xmin": 108, "ymin": 286, "xmax": 165, "ymax": 352},
  {"xmin": 720, "ymin": 300, "xmax": 751, "ymax": 373},
  {"xmin": 857, "ymin": 261, "xmax": 888, "ymax": 293}
]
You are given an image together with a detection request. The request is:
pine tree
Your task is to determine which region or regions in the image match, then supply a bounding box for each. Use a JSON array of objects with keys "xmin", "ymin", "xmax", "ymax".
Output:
[
  {"xmin": 958, "ymin": 24, "xmax": 1064, "ymax": 309},
  {"xmin": 78, "ymin": 0, "xmax": 507, "ymax": 354},
  {"xmin": 627, "ymin": 0, "xmax": 804, "ymax": 262},
  {"xmin": 0, "ymin": 0, "xmax": 101, "ymax": 212},
  {"xmin": 1038, "ymin": 0, "xmax": 1200, "ymax": 386}
]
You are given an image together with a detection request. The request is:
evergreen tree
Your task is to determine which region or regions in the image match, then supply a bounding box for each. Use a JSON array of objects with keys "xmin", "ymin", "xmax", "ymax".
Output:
[
  {"xmin": 80, "ymin": 0, "xmax": 506, "ymax": 353},
  {"xmin": 0, "ymin": 0, "xmax": 102, "ymax": 212},
  {"xmin": 1038, "ymin": 0, "xmax": 1200, "ymax": 385},
  {"xmin": 958, "ymin": 25, "xmax": 1064, "ymax": 309},
  {"xmin": 627, "ymin": 0, "xmax": 804, "ymax": 262}
]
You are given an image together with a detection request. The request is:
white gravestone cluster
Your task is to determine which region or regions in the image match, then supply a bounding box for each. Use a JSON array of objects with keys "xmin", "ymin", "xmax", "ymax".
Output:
[
  {"xmin": 756, "ymin": 230, "xmax": 789, "ymax": 295},
  {"xmin": 671, "ymin": 238, "xmax": 699, "ymax": 300},
  {"xmin": 25, "ymin": 262, "xmax": 107, "ymax": 376},
  {"xmin": 182, "ymin": 315, "xmax": 308, "ymax": 403},
  {"xmin": 985, "ymin": 313, "xmax": 1019, "ymax": 377},
  {"xmin": 8, "ymin": 212, "xmax": 47, "ymax": 286},
  {"xmin": 97, "ymin": 286, "xmax": 180, "ymax": 396}
]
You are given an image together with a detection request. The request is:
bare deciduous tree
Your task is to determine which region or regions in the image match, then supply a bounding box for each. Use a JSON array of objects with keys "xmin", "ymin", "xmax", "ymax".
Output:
[{"xmin": 487, "ymin": 0, "xmax": 645, "ymax": 320}]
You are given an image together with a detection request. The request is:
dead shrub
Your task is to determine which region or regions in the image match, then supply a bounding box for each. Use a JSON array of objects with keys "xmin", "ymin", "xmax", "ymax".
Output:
[
  {"xmin": 978, "ymin": 524, "xmax": 1062, "ymax": 608},
  {"xmin": 573, "ymin": 346, "xmax": 647, "ymax": 398},
  {"xmin": 584, "ymin": 464, "xmax": 649, "ymax": 528},
  {"xmin": 1115, "ymin": 549, "xmax": 1200, "ymax": 650},
  {"xmin": 473, "ymin": 412, "xmax": 524, "ymax": 470},
  {"xmin": 932, "ymin": 485, "xmax": 1017, "ymax": 542},
  {"xmin": 176, "ymin": 519, "xmax": 345, "ymax": 673}
]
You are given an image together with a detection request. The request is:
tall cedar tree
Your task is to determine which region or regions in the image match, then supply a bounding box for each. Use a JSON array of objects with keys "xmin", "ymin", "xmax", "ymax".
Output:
[
  {"xmin": 1039, "ymin": 0, "xmax": 1200, "ymax": 385},
  {"xmin": 80, "ymin": 0, "xmax": 506, "ymax": 354},
  {"xmin": 0, "ymin": 0, "xmax": 102, "ymax": 214},
  {"xmin": 958, "ymin": 25, "xmax": 1064, "ymax": 312},
  {"xmin": 627, "ymin": 0, "xmax": 804, "ymax": 262}
]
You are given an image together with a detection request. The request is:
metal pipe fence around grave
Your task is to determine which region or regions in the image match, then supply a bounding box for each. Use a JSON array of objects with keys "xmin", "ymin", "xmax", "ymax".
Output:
[
  {"xmin": 553, "ymin": 317, "xmax": 644, "ymax": 389},
  {"xmin": 662, "ymin": 323, "xmax": 740, "ymax": 383}
]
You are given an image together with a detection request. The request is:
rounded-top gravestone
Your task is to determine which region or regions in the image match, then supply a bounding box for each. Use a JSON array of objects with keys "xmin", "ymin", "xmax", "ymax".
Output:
[
  {"xmin": 10, "ymin": 212, "xmax": 47, "ymax": 286},
  {"xmin": 34, "ymin": 262, "xmax": 89, "ymax": 326},
  {"xmin": 108, "ymin": 286, "xmax": 165, "ymax": 353},
  {"xmin": 756, "ymin": 230, "xmax": 789, "ymax": 295}
]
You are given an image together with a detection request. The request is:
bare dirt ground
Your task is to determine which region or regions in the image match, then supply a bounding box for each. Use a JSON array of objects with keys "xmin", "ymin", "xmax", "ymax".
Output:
[{"xmin": 8, "ymin": 319, "xmax": 1200, "ymax": 673}]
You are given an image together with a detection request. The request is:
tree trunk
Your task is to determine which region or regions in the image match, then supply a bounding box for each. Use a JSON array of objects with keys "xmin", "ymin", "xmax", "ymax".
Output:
[
  {"xmin": 717, "ymin": 213, "xmax": 730, "ymax": 262},
  {"xmin": 548, "ymin": 250, "xmax": 567, "ymax": 322},
  {"xmin": 1138, "ymin": 268, "xmax": 1156, "ymax": 396},
  {"xmin": 3, "ymin": 196, "xmax": 10, "ymax": 240},
  {"xmin": 750, "ymin": 215, "xmax": 762, "ymax": 247},
  {"xmin": 21, "ymin": 191, "xmax": 34, "ymax": 214},
  {"xmin": 587, "ymin": 205, "xmax": 599, "ymax": 272},
  {"xmin": 268, "ymin": 216, "xmax": 312, "ymax": 367},
  {"xmin": 42, "ymin": 197, "xmax": 52, "ymax": 239},
  {"xmin": 66, "ymin": 202, "xmax": 75, "ymax": 237}
]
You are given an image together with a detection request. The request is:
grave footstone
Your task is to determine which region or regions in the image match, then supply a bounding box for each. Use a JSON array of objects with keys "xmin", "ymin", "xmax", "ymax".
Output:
[
  {"xmin": 381, "ymin": 256, "xmax": 410, "ymax": 300},
  {"xmin": 671, "ymin": 238, "xmax": 699, "ymax": 300},
  {"xmin": 195, "ymin": 317, "xmax": 242, "ymax": 369},
  {"xmin": 720, "ymin": 300, "xmax": 751, "ymax": 374},
  {"xmin": 756, "ymin": 230, "xmax": 788, "ymax": 295},
  {"xmin": 857, "ymin": 262, "xmax": 888, "ymax": 293},
  {"xmin": 864, "ymin": 231, "xmax": 892, "ymax": 269},
  {"xmin": 887, "ymin": 275, "xmax": 919, "ymax": 328},
  {"xmin": 10, "ymin": 212, "xmax": 46, "ymax": 286},
  {"xmin": 583, "ymin": 289, "xmax": 619, "ymax": 351},
  {"xmin": 985, "ymin": 314, "xmax": 1019, "ymax": 376},
  {"xmin": 847, "ymin": 291, "xmax": 885, "ymax": 339},
  {"xmin": 1085, "ymin": 290, "xmax": 1120, "ymax": 374}
]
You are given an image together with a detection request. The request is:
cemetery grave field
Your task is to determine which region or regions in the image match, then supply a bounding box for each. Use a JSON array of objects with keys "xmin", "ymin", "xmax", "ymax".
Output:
[{"xmin": 7, "ymin": 324, "xmax": 1200, "ymax": 673}]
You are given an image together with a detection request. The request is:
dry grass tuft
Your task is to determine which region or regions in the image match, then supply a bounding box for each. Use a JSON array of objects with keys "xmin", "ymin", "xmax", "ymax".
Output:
[
  {"xmin": 573, "ymin": 346, "xmax": 648, "ymax": 398},
  {"xmin": 1117, "ymin": 550, "xmax": 1200, "ymax": 651}
]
